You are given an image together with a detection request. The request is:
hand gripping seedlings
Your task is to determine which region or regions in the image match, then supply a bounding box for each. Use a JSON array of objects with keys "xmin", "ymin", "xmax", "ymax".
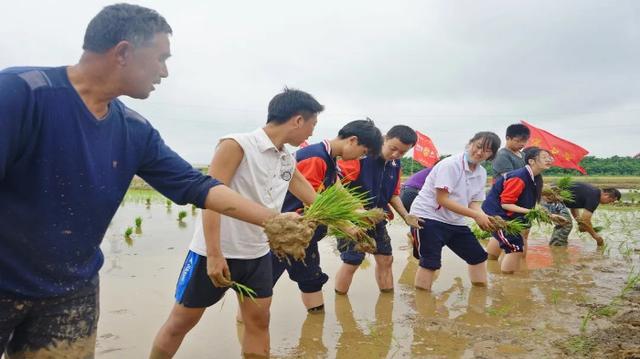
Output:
[
  {"xmin": 487, "ymin": 216, "xmax": 527, "ymax": 235},
  {"xmin": 525, "ymin": 206, "xmax": 568, "ymax": 226},
  {"xmin": 264, "ymin": 183, "xmax": 386, "ymax": 262}
]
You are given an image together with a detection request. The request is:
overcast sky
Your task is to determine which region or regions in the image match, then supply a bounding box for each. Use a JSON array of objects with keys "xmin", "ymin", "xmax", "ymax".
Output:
[{"xmin": 2, "ymin": 0, "xmax": 638, "ymax": 163}]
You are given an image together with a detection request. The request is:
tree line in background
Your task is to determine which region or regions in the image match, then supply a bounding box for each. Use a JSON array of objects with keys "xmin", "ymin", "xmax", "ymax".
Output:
[{"xmin": 400, "ymin": 156, "xmax": 640, "ymax": 177}]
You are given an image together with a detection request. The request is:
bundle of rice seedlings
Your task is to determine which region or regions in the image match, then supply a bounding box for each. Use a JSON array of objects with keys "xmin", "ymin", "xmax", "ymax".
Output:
[
  {"xmin": 524, "ymin": 206, "xmax": 553, "ymax": 226},
  {"xmin": 556, "ymin": 176, "xmax": 573, "ymax": 190},
  {"xmin": 543, "ymin": 176, "xmax": 575, "ymax": 204},
  {"xmin": 264, "ymin": 184, "xmax": 385, "ymax": 261},
  {"xmin": 471, "ymin": 223, "xmax": 492, "ymax": 240},
  {"xmin": 488, "ymin": 216, "xmax": 527, "ymax": 235}
]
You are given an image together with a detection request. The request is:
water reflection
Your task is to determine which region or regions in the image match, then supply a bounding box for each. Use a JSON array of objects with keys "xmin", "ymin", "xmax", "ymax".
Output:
[{"xmin": 334, "ymin": 293, "xmax": 393, "ymax": 358}]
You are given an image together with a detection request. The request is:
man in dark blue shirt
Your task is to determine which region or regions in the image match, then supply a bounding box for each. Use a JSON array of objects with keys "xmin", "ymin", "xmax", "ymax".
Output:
[{"xmin": 0, "ymin": 4, "xmax": 292, "ymax": 357}]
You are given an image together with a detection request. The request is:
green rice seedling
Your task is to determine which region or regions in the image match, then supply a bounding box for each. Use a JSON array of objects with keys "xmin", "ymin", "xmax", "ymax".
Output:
[
  {"xmin": 471, "ymin": 223, "xmax": 492, "ymax": 240},
  {"xmin": 134, "ymin": 216, "xmax": 143, "ymax": 234},
  {"xmin": 177, "ymin": 210, "xmax": 188, "ymax": 223},
  {"xmin": 602, "ymin": 242, "xmax": 611, "ymax": 256},
  {"xmin": 486, "ymin": 305, "xmax": 510, "ymax": 317},
  {"xmin": 564, "ymin": 336, "xmax": 594, "ymax": 356},
  {"xmin": 191, "ymin": 204, "xmax": 197, "ymax": 214},
  {"xmin": 556, "ymin": 176, "xmax": 572, "ymax": 189},
  {"xmin": 165, "ymin": 199, "xmax": 172, "ymax": 208},
  {"xmin": 524, "ymin": 206, "xmax": 553, "ymax": 226},
  {"xmin": 592, "ymin": 226, "xmax": 603, "ymax": 233},
  {"xmin": 124, "ymin": 227, "xmax": 134, "ymax": 246},
  {"xmin": 232, "ymin": 282, "xmax": 257, "ymax": 303},
  {"xmin": 594, "ymin": 305, "xmax": 617, "ymax": 317},
  {"xmin": 488, "ymin": 216, "xmax": 527, "ymax": 235},
  {"xmin": 550, "ymin": 289, "xmax": 560, "ymax": 305},
  {"xmin": 145, "ymin": 197, "xmax": 151, "ymax": 208},
  {"xmin": 265, "ymin": 183, "xmax": 385, "ymax": 261},
  {"xmin": 580, "ymin": 310, "xmax": 593, "ymax": 333},
  {"xmin": 619, "ymin": 267, "xmax": 640, "ymax": 299},
  {"xmin": 542, "ymin": 176, "xmax": 575, "ymax": 204}
]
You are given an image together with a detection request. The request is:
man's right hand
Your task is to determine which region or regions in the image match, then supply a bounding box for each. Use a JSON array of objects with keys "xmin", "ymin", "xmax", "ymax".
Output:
[{"xmin": 207, "ymin": 254, "xmax": 232, "ymax": 287}]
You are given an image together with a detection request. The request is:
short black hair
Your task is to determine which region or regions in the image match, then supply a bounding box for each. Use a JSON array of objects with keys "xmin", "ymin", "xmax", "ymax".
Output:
[
  {"xmin": 602, "ymin": 188, "xmax": 622, "ymax": 201},
  {"xmin": 83, "ymin": 3, "xmax": 172, "ymax": 53},
  {"xmin": 266, "ymin": 88, "xmax": 324, "ymax": 124},
  {"xmin": 506, "ymin": 124, "xmax": 531, "ymax": 140},
  {"xmin": 338, "ymin": 118, "xmax": 383, "ymax": 158},
  {"xmin": 468, "ymin": 131, "xmax": 501, "ymax": 161},
  {"xmin": 386, "ymin": 125, "xmax": 417, "ymax": 146}
]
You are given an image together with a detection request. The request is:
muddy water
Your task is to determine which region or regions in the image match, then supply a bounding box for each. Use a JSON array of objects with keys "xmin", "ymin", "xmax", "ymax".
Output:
[{"xmin": 97, "ymin": 202, "xmax": 640, "ymax": 358}]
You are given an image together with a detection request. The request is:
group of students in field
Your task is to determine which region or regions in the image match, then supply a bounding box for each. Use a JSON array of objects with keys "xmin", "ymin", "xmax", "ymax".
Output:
[
  {"xmin": 150, "ymin": 91, "xmax": 622, "ymax": 358},
  {"xmin": 0, "ymin": 4, "xmax": 624, "ymax": 358}
]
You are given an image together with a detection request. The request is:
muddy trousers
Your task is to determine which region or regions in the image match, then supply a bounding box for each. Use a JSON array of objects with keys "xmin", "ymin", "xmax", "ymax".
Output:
[
  {"xmin": 0, "ymin": 281, "xmax": 99, "ymax": 358},
  {"xmin": 548, "ymin": 207, "xmax": 573, "ymax": 246}
]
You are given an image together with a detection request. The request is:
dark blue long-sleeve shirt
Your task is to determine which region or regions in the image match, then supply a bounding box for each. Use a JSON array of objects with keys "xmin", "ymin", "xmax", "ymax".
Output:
[{"xmin": 0, "ymin": 66, "xmax": 221, "ymax": 298}]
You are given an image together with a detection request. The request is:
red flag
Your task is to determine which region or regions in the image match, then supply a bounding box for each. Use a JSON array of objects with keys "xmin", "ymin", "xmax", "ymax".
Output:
[
  {"xmin": 299, "ymin": 140, "xmax": 309, "ymax": 148},
  {"xmin": 521, "ymin": 120, "xmax": 589, "ymax": 174},
  {"xmin": 413, "ymin": 131, "xmax": 439, "ymax": 167}
]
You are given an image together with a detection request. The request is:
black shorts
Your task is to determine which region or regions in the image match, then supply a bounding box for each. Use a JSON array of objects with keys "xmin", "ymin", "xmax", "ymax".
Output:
[
  {"xmin": 175, "ymin": 251, "xmax": 273, "ymax": 308},
  {"xmin": 492, "ymin": 230, "xmax": 524, "ymax": 254},
  {"xmin": 0, "ymin": 277, "xmax": 99, "ymax": 357},
  {"xmin": 411, "ymin": 218, "xmax": 488, "ymax": 270},
  {"xmin": 272, "ymin": 228, "xmax": 329, "ymax": 293}
]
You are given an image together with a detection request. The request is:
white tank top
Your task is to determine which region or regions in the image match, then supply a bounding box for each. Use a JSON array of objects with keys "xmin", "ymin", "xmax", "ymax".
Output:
[{"xmin": 189, "ymin": 128, "xmax": 295, "ymax": 258}]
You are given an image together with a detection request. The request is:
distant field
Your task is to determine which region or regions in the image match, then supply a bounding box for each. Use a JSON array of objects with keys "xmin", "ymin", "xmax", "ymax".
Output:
[{"xmin": 544, "ymin": 176, "xmax": 640, "ymax": 189}]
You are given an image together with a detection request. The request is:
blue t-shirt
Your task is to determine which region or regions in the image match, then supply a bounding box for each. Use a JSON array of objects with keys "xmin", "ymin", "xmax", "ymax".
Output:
[{"xmin": 0, "ymin": 66, "xmax": 221, "ymax": 298}]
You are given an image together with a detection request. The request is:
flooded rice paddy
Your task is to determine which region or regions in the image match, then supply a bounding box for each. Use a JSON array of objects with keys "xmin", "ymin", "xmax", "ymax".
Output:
[{"xmin": 97, "ymin": 196, "xmax": 640, "ymax": 358}]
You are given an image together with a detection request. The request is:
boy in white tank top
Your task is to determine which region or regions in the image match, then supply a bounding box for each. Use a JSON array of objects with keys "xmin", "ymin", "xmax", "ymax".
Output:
[{"xmin": 151, "ymin": 89, "xmax": 324, "ymax": 358}]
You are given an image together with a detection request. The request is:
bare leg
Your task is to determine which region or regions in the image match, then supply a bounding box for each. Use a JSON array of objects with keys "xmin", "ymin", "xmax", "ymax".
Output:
[
  {"xmin": 414, "ymin": 267, "xmax": 436, "ymax": 291},
  {"xmin": 500, "ymin": 252, "xmax": 523, "ymax": 274},
  {"xmin": 468, "ymin": 261, "xmax": 487, "ymax": 286},
  {"xmin": 150, "ymin": 304, "xmax": 206, "ymax": 358},
  {"xmin": 302, "ymin": 291, "xmax": 324, "ymax": 311},
  {"xmin": 374, "ymin": 254, "xmax": 394, "ymax": 291},
  {"xmin": 334, "ymin": 263, "xmax": 358, "ymax": 294},
  {"xmin": 486, "ymin": 238, "xmax": 501, "ymax": 260},
  {"xmin": 239, "ymin": 296, "xmax": 272, "ymax": 357}
]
